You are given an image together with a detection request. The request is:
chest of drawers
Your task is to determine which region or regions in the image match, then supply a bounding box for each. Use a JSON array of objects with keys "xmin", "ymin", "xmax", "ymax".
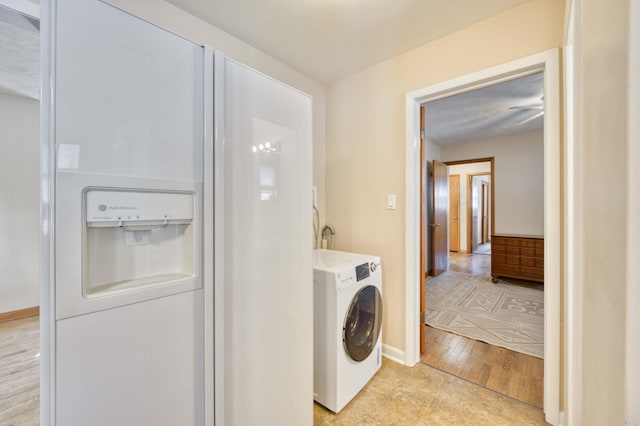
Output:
[{"xmin": 491, "ymin": 234, "xmax": 544, "ymax": 283}]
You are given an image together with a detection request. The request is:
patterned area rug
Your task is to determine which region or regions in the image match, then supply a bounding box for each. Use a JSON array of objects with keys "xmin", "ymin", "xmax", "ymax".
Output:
[{"xmin": 425, "ymin": 270, "xmax": 544, "ymax": 358}]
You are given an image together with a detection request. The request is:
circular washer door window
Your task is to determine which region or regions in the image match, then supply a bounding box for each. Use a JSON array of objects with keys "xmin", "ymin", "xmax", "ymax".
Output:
[{"xmin": 343, "ymin": 285, "xmax": 383, "ymax": 362}]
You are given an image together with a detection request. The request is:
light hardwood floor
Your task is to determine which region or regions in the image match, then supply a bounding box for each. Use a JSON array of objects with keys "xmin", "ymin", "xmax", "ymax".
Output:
[
  {"xmin": 448, "ymin": 250, "xmax": 491, "ymax": 275},
  {"xmin": 0, "ymin": 315, "xmax": 39, "ymax": 425},
  {"xmin": 422, "ymin": 325, "xmax": 543, "ymax": 408},
  {"xmin": 422, "ymin": 251, "xmax": 544, "ymax": 409}
]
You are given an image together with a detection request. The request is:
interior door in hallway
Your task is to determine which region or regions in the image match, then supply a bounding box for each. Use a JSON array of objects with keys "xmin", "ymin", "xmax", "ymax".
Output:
[
  {"xmin": 482, "ymin": 180, "xmax": 489, "ymax": 243},
  {"xmin": 432, "ymin": 160, "xmax": 448, "ymax": 276},
  {"xmin": 449, "ymin": 174, "xmax": 460, "ymax": 252},
  {"xmin": 470, "ymin": 176, "xmax": 480, "ymax": 252}
]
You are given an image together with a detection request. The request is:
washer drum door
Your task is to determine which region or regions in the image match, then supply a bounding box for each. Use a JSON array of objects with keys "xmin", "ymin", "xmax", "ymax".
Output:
[{"xmin": 343, "ymin": 285, "xmax": 383, "ymax": 362}]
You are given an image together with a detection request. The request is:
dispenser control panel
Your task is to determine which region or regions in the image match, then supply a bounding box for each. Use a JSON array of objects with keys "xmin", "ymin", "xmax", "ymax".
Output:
[{"xmin": 85, "ymin": 190, "xmax": 193, "ymax": 226}]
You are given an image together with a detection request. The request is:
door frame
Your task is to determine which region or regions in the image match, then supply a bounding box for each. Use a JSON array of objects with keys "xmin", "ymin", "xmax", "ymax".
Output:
[
  {"xmin": 628, "ymin": 0, "xmax": 640, "ymax": 421},
  {"xmin": 444, "ymin": 158, "xmax": 494, "ymax": 255},
  {"xmin": 481, "ymin": 180, "xmax": 490, "ymax": 243},
  {"xmin": 404, "ymin": 49, "xmax": 560, "ymax": 424},
  {"xmin": 448, "ymin": 174, "xmax": 460, "ymax": 253},
  {"xmin": 467, "ymin": 172, "xmax": 491, "ymax": 253}
]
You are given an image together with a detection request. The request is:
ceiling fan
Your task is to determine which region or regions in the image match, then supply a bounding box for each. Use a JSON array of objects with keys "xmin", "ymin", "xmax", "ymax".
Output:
[{"xmin": 508, "ymin": 96, "xmax": 544, "ymax": 125}]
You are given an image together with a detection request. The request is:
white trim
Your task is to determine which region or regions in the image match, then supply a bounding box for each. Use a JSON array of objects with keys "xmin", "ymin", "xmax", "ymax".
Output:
[
  {"xmin": 203, "ymin": 46, "xmax": 215, "ymax": 426},
  {"xmin": 404, "ymin": 49, "xmax": 562, "ymax": 425},
  {"xmin": 563, "ymin": 0, "xmax": 583, "ymax": 424},
  {"xmin": 627, "ymin": 0, "xmax": 640, "ymax": 424},
  {"xmin": 382, "ymin": 343, "xmax": 405, "ymax": 365},
  {"xmin": 39, "ymin": 0, "xmax": 55, "ymax": 424},
  {"xmin": 213, "ymin": 50, "xmax": 226, "ymax": 426},
  {"xmin": 542, "ymin": 47, "xmax": 561, "ymax": 426},
  {"xmin": 403, "ymin": 95, "xmax": 421, "ymax": 367}
]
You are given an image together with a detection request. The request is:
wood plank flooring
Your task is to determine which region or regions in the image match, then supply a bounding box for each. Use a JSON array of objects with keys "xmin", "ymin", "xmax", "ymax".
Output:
[
  {"xmin": 448, "ymin": 251, "xmax": 491, "ymax": 276},
  {"xmin": 0, "ymin": 315, "xmax": 39, "ymax": 425},
  {"xmin": 422, "ymin": 325, "xmax": 543, "ymax": 408},
  {"xmin": 422, "ymin": 251, "xmax": 544, "ymax": 408}
]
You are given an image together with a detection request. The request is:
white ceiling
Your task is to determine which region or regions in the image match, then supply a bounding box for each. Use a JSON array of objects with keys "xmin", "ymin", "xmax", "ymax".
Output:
[
  {"xmin": 0, "ymin": 0, "xmax": 542, "ymax": 145},
  {"xmin": 165, "ymin": 0, "xmax": 531, "ymax": 84},
  {"xmin": 425, "ymin": 72, "xmax": 544, "ymax": 146}
]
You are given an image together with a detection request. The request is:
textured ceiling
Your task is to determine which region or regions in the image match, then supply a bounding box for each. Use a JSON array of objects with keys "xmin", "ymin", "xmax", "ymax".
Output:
[
  {"xmin": 165, "ymin": 0, "xmax": 530, "ymax": 84},
  {"xmin": 425, "ymin": 72, "xmax": 544, "ymax": 146},
  {"xmin": 0, "ymin": 5, "xmax": 40, "ymax": 100},
  {"xmin": 0, "ymin": 0, "xmax": 541, "ymax": 146}
]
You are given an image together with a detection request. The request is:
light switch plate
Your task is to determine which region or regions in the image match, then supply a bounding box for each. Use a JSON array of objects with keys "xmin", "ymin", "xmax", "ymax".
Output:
[{"xmin": 387, "ymin": 194, "xmax": 397, "ymax": 210}]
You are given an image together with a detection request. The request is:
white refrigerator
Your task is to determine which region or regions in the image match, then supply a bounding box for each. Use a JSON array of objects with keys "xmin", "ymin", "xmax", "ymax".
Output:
[{"xmin": 40, "ymin": 0, "xmax": 313, "ymax": 425}]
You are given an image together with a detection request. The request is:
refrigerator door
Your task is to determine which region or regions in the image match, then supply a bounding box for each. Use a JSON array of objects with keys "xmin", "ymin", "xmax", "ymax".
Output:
[
  {"xmin": 42, "ymin": 0, "xmax": 212, "ymax": 424},
  {"xmin": 219, "ymin": 58, "xmax": 313, "ymax": 425}
]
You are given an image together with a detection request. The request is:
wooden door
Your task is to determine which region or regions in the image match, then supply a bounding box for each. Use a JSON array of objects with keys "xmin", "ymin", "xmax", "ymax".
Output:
[
  {"xmin": 470, "ymin": 176, "xmax": 480, "ymax": 252},
  {"xmin": 432, "ymin": 160, "xmax": 448, "ymax": 276},
  {"xmin": 449, "ymin": 175, "xmax": 460, "ymax": 252},
  {"xmin": 482, "ymin": 181, "xmax": 489, "ymax": 243}
]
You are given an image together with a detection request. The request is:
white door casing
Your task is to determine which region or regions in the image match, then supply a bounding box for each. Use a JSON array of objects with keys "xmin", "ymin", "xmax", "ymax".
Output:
[{"xmin": 404, "ymin": 49, "xmax": 561, "ymax": 425}]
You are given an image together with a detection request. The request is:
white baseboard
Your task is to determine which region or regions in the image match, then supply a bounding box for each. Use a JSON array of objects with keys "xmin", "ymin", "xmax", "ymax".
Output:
[
  {"xmin": 382, "ymin": 343, "xmax": 405, "ymax": 365},
  {"xmin": 558, "ymin": 410, "xmax": 566, "ymax": 426}
]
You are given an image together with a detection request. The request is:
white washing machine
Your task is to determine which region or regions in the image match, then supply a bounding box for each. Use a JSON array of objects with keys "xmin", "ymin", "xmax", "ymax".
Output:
[{"xmin": 313, "ymin": 249, "xmax": 383, "ymax": 413}]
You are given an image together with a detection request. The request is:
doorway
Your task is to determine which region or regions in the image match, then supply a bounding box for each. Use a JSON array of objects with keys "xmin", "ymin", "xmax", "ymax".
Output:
[
  {"xmin": 426, "ymin": 149, "xmax": 543, "ymax": 406},
  {"xmin": 406, "ymin": 49, "xmax": 561, "ymax": 424},
  {"xmin": 471, "ymin": 174, "xmax": 490, "ymax": 253},
  {"xmin": 444, "ymin": 159, "xmax": 494, "ymax": 257},
  {"xmin": 448, "ymin": 174, "xmax": 460, "ymax": 252}
]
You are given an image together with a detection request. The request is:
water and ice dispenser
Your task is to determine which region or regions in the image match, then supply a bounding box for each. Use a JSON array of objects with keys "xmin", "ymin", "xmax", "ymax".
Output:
[
  {"xmin": 83, "ymin": 189, "xmax": 195, "ymax": 297},
  {"xmin": 55, "ymin": 178, "xmax": 203, "ymax": 320}
]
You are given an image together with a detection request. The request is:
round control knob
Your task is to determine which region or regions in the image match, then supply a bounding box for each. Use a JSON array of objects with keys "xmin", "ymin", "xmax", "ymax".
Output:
[{"xmin": 370, "ymin": 262, "xmax": 377, "ymax": 273}]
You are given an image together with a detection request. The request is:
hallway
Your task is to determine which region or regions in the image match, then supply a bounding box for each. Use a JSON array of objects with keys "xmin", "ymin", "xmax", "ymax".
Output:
[
  {"xmin": 422, "ymin": 251, "xmax": 544, "ymax": 408},
  {"xmin": 447, "ymin": 251, "xmax": 491, "ymax": 276}
]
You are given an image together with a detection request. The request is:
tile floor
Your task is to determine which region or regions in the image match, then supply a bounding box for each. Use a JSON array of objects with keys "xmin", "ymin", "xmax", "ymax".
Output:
[
  {"xmin": 1, "ymin": 315, "xmax": 548, "ymax": 425},
  {"xmin": 314, "ymin": 359, "xmax": 548, "ymax": 425}
]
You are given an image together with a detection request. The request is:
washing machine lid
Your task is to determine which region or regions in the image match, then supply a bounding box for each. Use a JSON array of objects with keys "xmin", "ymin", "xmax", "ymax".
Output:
[{"xmin": 343, "ymin": 285, "xmax": 382, "ymax": 362}]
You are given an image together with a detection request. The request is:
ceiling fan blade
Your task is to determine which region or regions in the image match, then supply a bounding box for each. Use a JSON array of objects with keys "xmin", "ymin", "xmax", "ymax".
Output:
[
  {"xmin": 508, "ymin": 105, "xmax": 544, "ymax": 110},
  {"xmin": 516, "ymin": 110, "xmax": 544, "ymax": 126}
]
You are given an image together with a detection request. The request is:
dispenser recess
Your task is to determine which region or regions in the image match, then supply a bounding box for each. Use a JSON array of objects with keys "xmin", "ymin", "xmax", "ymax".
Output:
[{"xmin": 84, "ymin": 189, "xmax": 196, "ymax": 297}]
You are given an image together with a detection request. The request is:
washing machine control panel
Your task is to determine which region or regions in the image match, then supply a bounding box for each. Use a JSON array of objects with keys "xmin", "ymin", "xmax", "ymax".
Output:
[{"xmin": 355, "ymin": 262, "xmax": 370, "ymax": 282}]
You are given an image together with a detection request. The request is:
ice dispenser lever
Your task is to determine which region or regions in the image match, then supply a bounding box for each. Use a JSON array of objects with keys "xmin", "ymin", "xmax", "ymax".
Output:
[{"xmin": 85, "ymin": 190, "xmax": 193, "ymax": 229}]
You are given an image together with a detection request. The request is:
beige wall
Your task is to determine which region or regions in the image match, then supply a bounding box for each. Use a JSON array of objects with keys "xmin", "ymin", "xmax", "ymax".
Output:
[
  {"xmin": 106, "ymin": 0, "xmax": 327, "ymax": 223},
  {"xmin": 579, "ymin": 0, "xmax": 629, "ymax": 423},
  {"xmin": 442, "ymin": 130, "xmax": 544, "ymax": 238},
  {"xmin": 325, "ymin": 0, "xmax": 564, "ymax": 352},
  {"xmin": 0, "ymin": 93, "xmax": 40, "ymax": 313}
]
